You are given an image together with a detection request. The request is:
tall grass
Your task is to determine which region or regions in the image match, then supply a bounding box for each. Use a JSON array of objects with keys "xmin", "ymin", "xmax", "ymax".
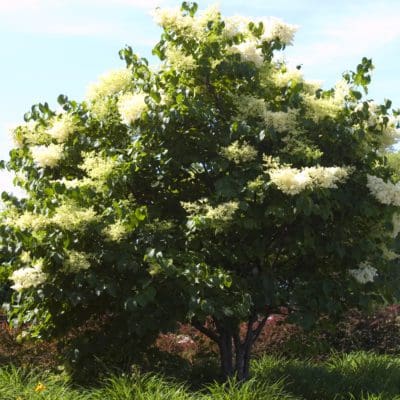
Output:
[
  {"xmin": 1, "ymin": 352, "xmax": 400, "ymax": 399},
  {"xmin": 253, "ymin": 352, "xmax": 400, "ymax": 400}
]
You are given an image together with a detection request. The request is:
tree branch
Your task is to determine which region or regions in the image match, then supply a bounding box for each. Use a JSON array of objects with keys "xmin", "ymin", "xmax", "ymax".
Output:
[
  {"xmin": 252, "ymin": 315, "xmax": 269, "ymax": 344},
  {"xmin": 191, "ymin": 319, "xmax": 220, "ymax": 343},
  {"xmin": 244, "ymin": 314, "xmax": 257, "ymax": 346}
]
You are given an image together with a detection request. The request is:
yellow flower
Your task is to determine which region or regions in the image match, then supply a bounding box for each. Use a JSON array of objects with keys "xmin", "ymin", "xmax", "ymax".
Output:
[{"xmin": 34, "ymin": 382, "xmax": 46, "ymax": 392}]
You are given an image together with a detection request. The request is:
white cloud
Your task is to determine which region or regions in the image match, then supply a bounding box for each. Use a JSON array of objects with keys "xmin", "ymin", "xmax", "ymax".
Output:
[
  {"xmin": 0, "ymin": 0, "xmax": 168, "ymax": 13},
  {"xmin": 0, "ymin": 0, "xmax": 41, "ymax": 12},
  {"xmin": 0, "ymin": 4, "xmax": 158, "ymax": 42},
  {"xmin": 0, "ymin": 0, "xmax": 168, "ymax": 39},
  {"xmin": 288, "ymin": 8, "xmax": 400, "ymax": 68},
  {"xmin": 86, "ymin": 0, "xmax": 167, "ymax": 9}
]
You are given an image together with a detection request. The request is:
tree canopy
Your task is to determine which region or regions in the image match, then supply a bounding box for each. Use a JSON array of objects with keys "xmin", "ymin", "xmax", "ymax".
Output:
[{"xmin": 1, "ymin": 2, "xmax": 400, "ymax": 380}]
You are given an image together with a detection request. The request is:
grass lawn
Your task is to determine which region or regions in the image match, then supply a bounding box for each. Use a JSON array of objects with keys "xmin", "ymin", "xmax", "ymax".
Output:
[{"xmin": 1, "ymin": 352, "xmax": 400, "ymax": 399}]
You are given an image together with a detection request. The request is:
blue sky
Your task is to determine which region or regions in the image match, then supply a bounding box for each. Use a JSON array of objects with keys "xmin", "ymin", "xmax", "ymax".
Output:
[{"xmin": 1, "ymin": 0, "xmax": 400, "ymax": 194}]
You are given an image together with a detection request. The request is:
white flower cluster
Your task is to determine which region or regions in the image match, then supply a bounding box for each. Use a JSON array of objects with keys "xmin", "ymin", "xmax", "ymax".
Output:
[
  {"xmin": 220, "ymin": 141, "xmax": 258, "ymax": 164},
  {"xmin": 230, "ymin": 42, "xmax": 263, "ymax": 66},
  {"xmin": 10, "ymin": 259, "xmax": 46, "ymax": 292},
  {"xmin": 154, "ymin": 5, "xmax": 296, "ymax": 70},
  {"xmin": 261, "ymin": 17, "xmax": 297, "ymax": 45},
  {"xmin": 9, "ymin": 121, "xmax": 37, "ymax": 148},
  {"xmin": 80, "ymin": 151, "xmax": 117, "ymax": 181},
  {"xmin": 46, "ymin": 114, "xmax": 76, "ymax": 143},
  {"xmin": 349, "ymin": 262, "xmax": 378, "ymax": 284},
  {"xmin": 64, "ymin": 251, "xmax": 91, "ymax": 273},
  {"xmin": 392, "ymin": 213, "xmax": 400, "ymax": 238},
  {"xmin": 86, "ymin": 68, "xmax": 132, "ymax": 101},
  {"xmin": 366, "ymin": 175, "xmax": 400, "ymax": 206},
  {"xmin": 264, "ymin": 109, "xmax": 298, "ymax": 133},
  {"xmin": 246, "ymin": 175, "xmax": 266, "ymax": 202},
  {"xmin": 165, "ymin": 47, "xmax": 197, "ymax": 70},
  {"xmin": 12, "ymin": 211, "xmax": 48, "ymax": 231},
  {"xmin": 31, "ymin": 144, "xmax": 64, "ymax": 168},
  {"xmin": 205, "ymin": 201, "xmax": 239, "ymax": 222},
  {"xmin": 224, "ymin": 15, "xmax": 297, "ymax": 45},
  {"xmin": 235, "ymin": 96, "xmax": 265, "ymax": 119},
  {"xmin": 53, "ymin": 177, "xmax": 93, "ymax": 189},
  {"xmin": 153, "ymin": 4, "xmax": 220, "ymax": 35},
  {"xmin": 305, "ymin": 79, "xmax": 351, "ymax": 121},
  {"xmin": 181, "ymin": 199, "xmax": 239, "ymax": 229},
  {"xmin": 153, "ymin": 7, "xmax": 193, "ymax": 31},
  {"xmin": 117, "ymin": 93, "xmax": 147, "ymax": 125},
  {"xmin": 103, "ymin": 219, "xmax": 130, "ymax": 242},
  {"xmin": 20, "ymin": 251, "xmax": 31, "ymax": 264},
  {"xmin": 272, "ymin": 67, "xmax": 304, "ymax": 87},
  {"xmin": 355, "ymin": 102, "xmax": 400, "ymax": 148},
  {"xmin": 223, "ymin": 15, "xmax": 250, "ymax": 38},
  {"xmin": 235, "ymin": 96, "xmax": 299, "ymax": 133},
  {"xmin": 51, "ymin": 201, "xmax": 98, "ymax": 231},
  {"xmin": 381, "ymin": 245, "xmax": 399, "ymax": 261},
  {"xmin": 268, "ymin": 164, "xmax": 350, "ymax": 195},
  {"xmin": 9, "ymin": 202, "xmax": 97, "ymax": 233}
]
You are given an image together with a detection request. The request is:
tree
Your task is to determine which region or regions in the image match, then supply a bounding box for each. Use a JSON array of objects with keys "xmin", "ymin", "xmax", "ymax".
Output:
[{"xmin": 1, "ymin": 2, "xmax": 400, "ymax": 381}]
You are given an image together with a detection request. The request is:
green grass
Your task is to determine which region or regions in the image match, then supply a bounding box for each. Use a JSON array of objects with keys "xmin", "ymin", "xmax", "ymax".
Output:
[{"xmin": 1, "ymin": 352, "xmax": 400, "ymax": 399}]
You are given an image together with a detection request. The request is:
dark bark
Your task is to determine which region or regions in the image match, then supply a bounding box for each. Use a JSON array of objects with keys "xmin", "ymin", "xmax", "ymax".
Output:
[
  {"xmin": 218, "ymin": 329, "xmax": 234, "ymax": 378},
  {"xmin": 192, "ymin": 314, "xmax": 270, "ymax": 381}
]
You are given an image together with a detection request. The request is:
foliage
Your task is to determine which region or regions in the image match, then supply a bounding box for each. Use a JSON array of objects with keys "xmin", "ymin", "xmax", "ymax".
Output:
[
  {"xmin": 2, "ymin": 353, "xmax": 400, "ymax": 399},
  {"xmin": 1, "ymin": 1, "xmax": 400, "ymax": 379},
  {"xmin": 253, "ymin": 352, "xmax": 400, "ymax": 400}
]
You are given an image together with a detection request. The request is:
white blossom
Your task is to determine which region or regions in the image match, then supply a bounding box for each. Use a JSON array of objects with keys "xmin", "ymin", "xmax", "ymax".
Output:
[
  {"xmin": 10, "ymin": 259, "xmax": 46, "ymax": 291},
  {"xmin": 220, "ymin": 141, "xmax": 257, "ymax": 164},
  {"xmin": 236, "ymin": 96, "xmax": 266, "ymax": 118},
  {"xmin": 268, "ymin": 165, "xmax": 350, "ymax": 195},
  {"xmin": 198, "ymin": 4, "xmax": 220, "ymax": 27},
  {"xmin": 224, "ymin": 15, "xmax": 251, "ymax": 38},
  {"xmin": 165, "ymin": 47, "xmax": 197, "ymax": 70},
  {"xmin": 13, "ymin": 212, "xmax": 48, "ymax": 231},
  {"xmin": 205, "ymin": 201, "xmax": 239, "ymax": 222},
  {"xmin": 392, "ymin": 213, "xmax": 400, "ymax": 238},
  {"xmin": 86, "ymin": 68, "xmax": 132, "ymax": 101},
  {"xmin": 264, "ymin": 109, "xmax": 299, "ymax": 133},
  {"xmin": 356, "ymin": 101, "xmax": 400, "ymax": 148},
  {"xmin": 230, "ymin": 41, "xmax": 263, "ymax": 66},
  {"xmin": 103, "ymin": 220, "xmax": 130, "ymax": 242},
  {"xmin": 153, "ymin": 6, "xmax": 196, "ymax": 33},
  {"xmin": 19, "ymin": 251, "xmax": 31, "ymax": 264},
  {"xmin": 64, "ymin": 251, "xmax": 91, "ymax": 273},
  {"xmin": 31, "ymin": 144, "xmax": 64, "ymax": 168},
  {"xmin": 51, "ymin": 201, "xmax": 98, "ymax": 230},
  {"xmin": 53, "ymin": 177, "xmax": 93, "ymax": 189},
  {"xmin": 181, "ymin": 199, "xmax": 239, "ymax": 229},
  {"xmin": 305, "ymin": 79, "xmax": 351, "ymax": 121},
  {"xmin": 117, "ymin": 93, "xmax": 147, "ymax": 125},
  {"xmin": 8, "ymin": 121, "xmax": 37, "ymax": 148},
  {"xmin": 80, "ymin": 152, "xmax": 117, "ymax": 181},
  {"xmin": 349, "ymin": 262, "xmax": 377, "ymax": 284},
  {"xmin": 46, "ymin": 114, "xmax": 75, "ymax": 142},
  {"xmin": 381, "ymin": 245, "xmax": 400, "ymax": 260},
  {"xmin": 223, "ymin": 15, "xmax": 297, "ymax": 46},
  {"xmin": 260, "ymin": 17, "xmax": 298, "ymax": 45},
  {"xmin": 366, "ymin": 175, "xmax": 400, "ymax": 206},
  {"xmin": 273, "ymin": 68, "xmax": 304, "ymax": 87}
]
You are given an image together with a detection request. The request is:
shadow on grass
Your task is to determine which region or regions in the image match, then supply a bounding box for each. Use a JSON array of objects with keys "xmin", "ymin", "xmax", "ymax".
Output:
[{"xmin": 252, "ymin": 352, "xmax": 400, "ymax": 400}]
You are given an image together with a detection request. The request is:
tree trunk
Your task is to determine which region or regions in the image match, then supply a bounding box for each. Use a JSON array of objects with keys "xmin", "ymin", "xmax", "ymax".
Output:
[
  {"xmin": 192, "ymin": 314, "xmax": 269, "ymax": 381},
  {"xmin": 218, "ymin": 329, "xmax": 234, "ymax": 378},
  {"xmin": 233, "ymin": 338, "xmax": 253, "ymax": 381}
]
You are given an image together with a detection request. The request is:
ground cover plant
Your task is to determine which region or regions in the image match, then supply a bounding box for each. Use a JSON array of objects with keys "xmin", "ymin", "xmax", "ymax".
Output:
[
  {"xmin": 1, "ymin": 1, "xmax": 400, "ymax": 382},
  {"xmin": 1, "ymin": 353, "xmax": 400, "ymax": 399}
]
